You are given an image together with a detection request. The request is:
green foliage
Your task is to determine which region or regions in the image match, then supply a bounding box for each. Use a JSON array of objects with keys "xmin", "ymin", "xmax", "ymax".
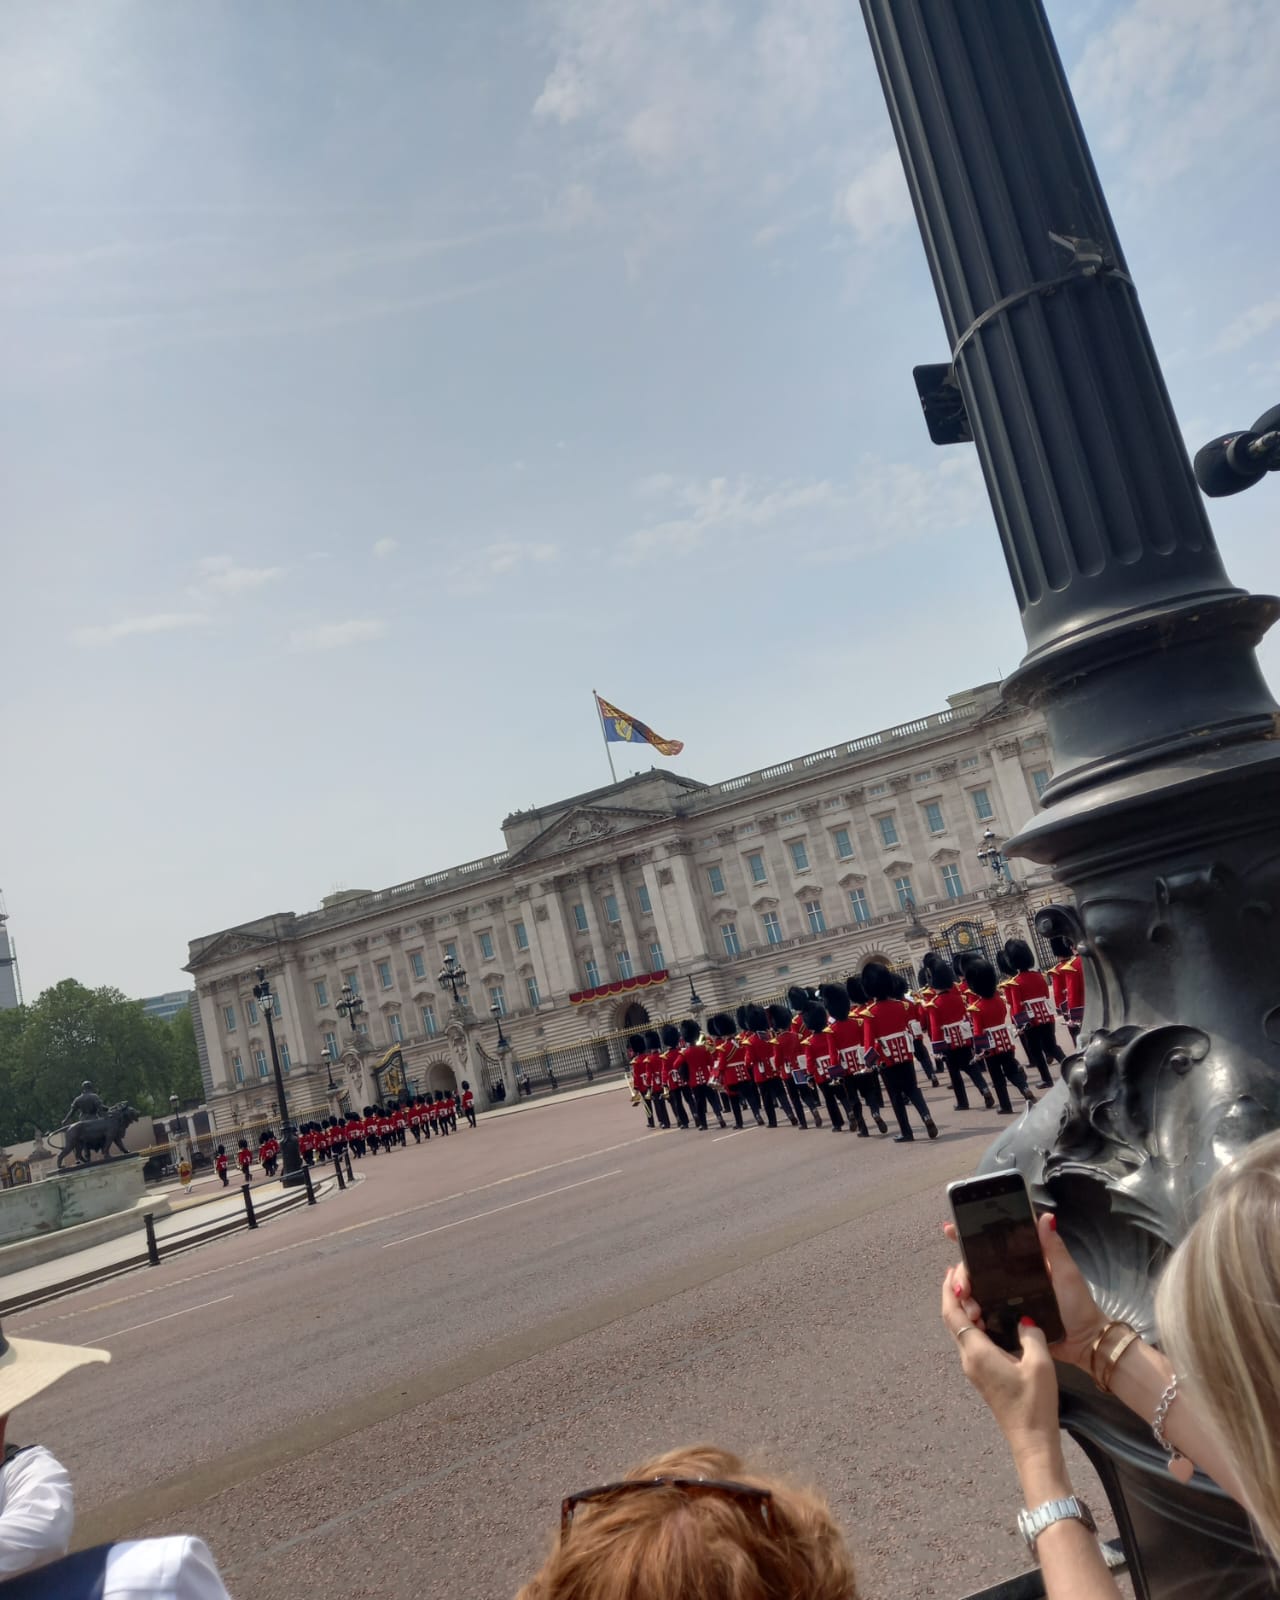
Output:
[{"xmin": 0, "ymin": 982, "xmax": 202, "ymax": 1147}]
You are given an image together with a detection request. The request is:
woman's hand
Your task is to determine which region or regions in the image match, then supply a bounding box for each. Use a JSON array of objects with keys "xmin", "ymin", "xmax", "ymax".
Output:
[
  {"xmin": 945, "ymin": 1212, "xmax": 1108, "ymax": 1372},
  {"xmin": 941, "ymin": 1266, "xmax": 1064, "ymax": 1467}
]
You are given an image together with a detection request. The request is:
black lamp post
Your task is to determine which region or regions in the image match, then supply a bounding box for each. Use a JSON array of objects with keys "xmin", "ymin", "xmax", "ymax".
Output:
[
  {"xmin": 490, "ymin": 1000, "xmax": 510, "ymax": 1054},
  {"xmin": 336, "ymin": 981, "xmax": 365, "ymax": 1036},
  {"xmin": 976, "ymin": 828, "xmax": 1009, "ymax": 883},
  {"xmin": 858, "ymin": 1, "xmax": 1280, "ymax": 1591},
  {"xmin": 439, "ymin": 954, "xmax": 468, "ymax": 1009},
  {"xmin": 252, "ymin": 967, "xmax": 304, "ymax": 1185},
  {"xmin": 687, "ymin": 977, "xmax": 704, "ymax": 1015},
  {"xmin": 322, "ymin": 1043, "xmax": 338, "ymax": 1094}
]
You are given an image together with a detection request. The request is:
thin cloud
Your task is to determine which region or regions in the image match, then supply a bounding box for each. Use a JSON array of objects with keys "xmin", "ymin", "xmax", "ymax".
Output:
[
  {"xmin": 835, "ymin": 148, "xmax": 912, "ymax": 245},
  {"xmin": 197, "ymin": 556, "xmax": 283, "ymax": 594},
  {"xmin": 623, "ymin": 476, "xmax": 843, "ymax": 561},
  {"xmin": 73, "ymin": 612, "xmax": 211, "ymax": 648},
  {"xmin": 372, "ymin": 537, "xmax": 399, "ymax": 558},
  {"xmin": 1214, "ymin": 297, "xmax": 1280, "ymax": 355},
  {"xmin": 289, "ymin": 619, "xmax": 389, "ymax": 652}
]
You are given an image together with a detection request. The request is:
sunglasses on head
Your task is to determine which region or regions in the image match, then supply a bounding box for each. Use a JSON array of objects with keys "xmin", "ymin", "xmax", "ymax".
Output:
[{"xmin": 561, "ymin": 1476, "xmax": 774, "ymax": 1541}]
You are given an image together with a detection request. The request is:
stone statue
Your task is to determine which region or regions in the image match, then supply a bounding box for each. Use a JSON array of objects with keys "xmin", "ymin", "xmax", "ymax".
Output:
[{"xmin": 62, "ymin": 1080, "xmax": 108, "ymax": 1126}]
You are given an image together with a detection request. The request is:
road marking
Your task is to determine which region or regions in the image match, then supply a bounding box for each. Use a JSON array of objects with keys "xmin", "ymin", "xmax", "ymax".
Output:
[
  {"xmin": 12, "ymin": 1136, "xmax": 651, "ymax": 1333},
  {"xmin": 97, "ymin": 1295, "xmax": 235, "ymax": 1341},
  {"xmin": 382, "ymin": 1171, "xmax": 621, "ymax": 1248},
  {"xmin": 713, "ymin": 1131, "xmax": 742, "ymax": 1142}
]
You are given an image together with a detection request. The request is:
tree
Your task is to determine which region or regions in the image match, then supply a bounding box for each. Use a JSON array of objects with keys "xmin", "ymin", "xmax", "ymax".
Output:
[{"xmin": 0, "ymin": 982, "xmax": 203, "ymax": 1147}]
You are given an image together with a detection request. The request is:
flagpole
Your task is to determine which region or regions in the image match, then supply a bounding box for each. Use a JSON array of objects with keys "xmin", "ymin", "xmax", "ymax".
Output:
[{"xmin": 593, "ymin": 690, "xmax": 618, "ymax": 784}]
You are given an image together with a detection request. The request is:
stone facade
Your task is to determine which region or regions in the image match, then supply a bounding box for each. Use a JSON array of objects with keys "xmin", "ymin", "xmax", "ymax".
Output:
[{"xmin": 186, "ymin": 683, "xmax": 1055, "ymax": 1123}]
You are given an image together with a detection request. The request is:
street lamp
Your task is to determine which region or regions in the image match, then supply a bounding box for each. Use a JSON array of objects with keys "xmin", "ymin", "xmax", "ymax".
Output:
[
  {"xmin": 687, "ymin": 977, "xmax": 704, "ymax": 1015},
  {"xmin": 322, "ymin": 1043, "xmax": 338, "ymax": 1094},
  {"xmin": 336, "ymin": 981, "xmax": 365, "ymax": 1035},
  {"xmin": 439, "ymin": 954, "xmax": 468, "ymax": 1008},
  {"xmin": 976, "ymin": 828, "xmax": 1009, "ymax": 882},
  {"xmin": 902, "ymin": 894, "xmax": 930, "ymax": 944},
  {"xmin": 252, "ymin": 967, "xmax": 304, "ymax": 1186},
  {"xmin": 490, "ymin": 1001, "xmax": 510, "ymax": 1054}
]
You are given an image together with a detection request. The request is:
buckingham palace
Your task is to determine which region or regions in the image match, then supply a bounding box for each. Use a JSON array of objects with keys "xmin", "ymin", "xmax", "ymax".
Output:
[{"xmin": 186, "ymin": 681, "xmax": 1058, "ymax": 1122}]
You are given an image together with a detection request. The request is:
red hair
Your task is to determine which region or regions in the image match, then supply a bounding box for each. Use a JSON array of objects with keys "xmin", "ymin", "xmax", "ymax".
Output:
[{"xmin": 518, "ymin": 1444, "xmax": 859, "ymax": 1600}]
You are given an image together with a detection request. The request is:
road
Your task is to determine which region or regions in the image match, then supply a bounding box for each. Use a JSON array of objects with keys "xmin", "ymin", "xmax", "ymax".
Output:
[{"xmin": 11, "ymin": 1084, "xmax": 1117, "ymax": 1600}]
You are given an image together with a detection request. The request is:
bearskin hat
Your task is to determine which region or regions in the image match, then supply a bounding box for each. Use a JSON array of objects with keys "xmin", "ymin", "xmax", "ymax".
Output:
[
  {"xmin": 679, "ymin": 1018, "xmax": 701, "ymax": 1044},
  {"xmin": 766, "ymin": 1002, "xmax": 792, "ymax": 1031},
  {"xmin": 930, "ymin": 958, "xmax": 957, "ymax": 991},
  {"xmin": 818, "ymin": 982, "xmax": 851, "ymax": 1022},
  {"xmin": 966, "ymin": 957, "xmax": 999, "ymax": 1000},
  {"xmin": 734, "ymin": 1005, "xmax": 750, "ymax": 1031},
  {"xmin": 706, "ymin": 1012, "xmax": 735, "ymax": 1039},
  {"xmin": 799, "ymin": 1000, "xmax": 828, "ymax": 1032},
  {"xmin": 1004, "ymin": 938, "xmax": 1037, "ymax": 974},
  {"xmin": 626, "ymin": 1034, "xmax": 645, "ymax": 1056},
  {"xmin": 786, "ymin": 985, "xmax": 812, "ymax": 1013},
  {"xmin": 643, "ymin": 1029, "xmax": 662, "ymax": 1051},
  {"xmin": 660, "ymin": 1022, "xmax": 681, "ymax": 1048},
  {"xmin": 1049, "ymin": 934, "xmax": 1074, "ymax": 960},
  {"xmin": 744, "ymin": 1003, "xmax": 770, "ymax": 1034},
  {"xmin": 861, "ymin": 961, "xmax": 896, "ymax": 1002},
  {"xmin": 995, "ymin": 947, "xmax": 1016, "ymax": 978},
  {"xmin": 845, "ymin": 973, "xmax": 868, "ymax": 1006}
]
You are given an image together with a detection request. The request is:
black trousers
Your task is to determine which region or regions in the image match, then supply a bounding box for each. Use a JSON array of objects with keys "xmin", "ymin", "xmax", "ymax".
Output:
[
  {"xmin": 1022, "ymin": 1022, "xmax": 1065, "ymax": 1088},
  {"xmin": 761, "ymin": 1078, "xmax": 797, "ymax": 1126},
  {"xmin": 786, "ymin": 1078, "xmax": 820, "ymax": 1126},
  {"xmin": 880, "ymin": 1060, "xmax": 933, "ymax": 1139},
  {"xmin": 653, "ymin": 1090, "xmax": 671, "ymax": 1129},
  {"xmin": 848, "ymin": 1069, "xmax": 886, "ymax": 1126},
  {"xmin": 464, "ymin": 1106, "xmax": 477, "ymax": 1128},
  {"xmin": 833, "ymin": 1077, "xmax": 868, "ymax": 1133},
  {"xmin": 817, "ymin": 1080, "xmax": 846, "ymax": 1129},
  {"xmin": 986, "ymin": 1050, "xmax": 1032, "ymax": 1107},
  {"xmin": 940, "ymin": 1045, "xmax": 992, "ymax": 1109},
  {"xmin": 737, "ymin": 1080, "xmax": 764, "ymax": 1123},
  {"xmin": 912, "ymin": 1034, "xmax": 939, "ymax": 1086},
  {"xmin": 669, "ymin": 1083, "xmax": 692, "ymax": 1128}
]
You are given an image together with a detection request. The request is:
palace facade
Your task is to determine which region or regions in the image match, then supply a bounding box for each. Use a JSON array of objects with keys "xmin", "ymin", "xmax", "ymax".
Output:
[{"xmin": 186, "ymin": 682, "xmax": 1055, "ymax": 1122}]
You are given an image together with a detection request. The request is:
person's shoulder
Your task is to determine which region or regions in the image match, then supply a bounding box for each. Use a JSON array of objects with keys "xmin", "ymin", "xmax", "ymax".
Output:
[{"xmin": 103, "ymin": 1536, "xmax": 232, "ymax": 1600}]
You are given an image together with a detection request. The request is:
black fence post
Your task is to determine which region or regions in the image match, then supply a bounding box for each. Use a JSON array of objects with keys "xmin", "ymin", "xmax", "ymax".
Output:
[
  {"xmin": 144, "ymin": 1212, "xmax": 161, "ymax": 1267},
  {"xmin": 344, "ymin": 1150, "xmax": 354, "ymax": 1182},
  {"xmin": 303, "ymin": 1162, "xmax": 316, "ymax": 1205},
  {"xmin": 333, "ymin": 1154, "xmax": 346, "ymax": 1191},
  {"xmin": 243, "ymin": 1185, "xmax": 258, "ymax": 1229}
]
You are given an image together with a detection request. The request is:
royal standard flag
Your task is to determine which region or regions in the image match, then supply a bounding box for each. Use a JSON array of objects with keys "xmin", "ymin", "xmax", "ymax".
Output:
[{"xmin": 595, "ymin": 694, "xmax": 684, "ymax": 757}]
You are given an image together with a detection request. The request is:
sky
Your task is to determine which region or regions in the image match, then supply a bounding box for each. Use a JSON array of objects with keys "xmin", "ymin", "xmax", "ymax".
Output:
[{"xmin": 4, "ymin": 0, "xmax": 1280, "ymax": 1001}]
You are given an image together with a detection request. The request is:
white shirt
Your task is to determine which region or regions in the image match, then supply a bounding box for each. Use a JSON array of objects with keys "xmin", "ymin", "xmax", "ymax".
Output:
[
  {"xmin": 0, "ymin": 1444, "xmax": 74, "ymax": 1577},
  {"xmin": 102, "ymin": 1537, "xmax": 233, "ymax": 1600}
]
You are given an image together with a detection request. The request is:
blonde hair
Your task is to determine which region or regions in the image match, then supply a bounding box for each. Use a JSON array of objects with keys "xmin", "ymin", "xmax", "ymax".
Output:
[
  {"xmin": 1156, "ymin": 1128, "xmax": 1280, "ymax": 1562},
  {"xmin": 517, "ymin": 1444, "xmax": 859, "ymax": 1600}
]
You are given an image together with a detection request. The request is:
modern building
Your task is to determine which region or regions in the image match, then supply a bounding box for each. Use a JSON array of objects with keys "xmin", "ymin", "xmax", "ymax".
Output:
[
  {"xmin": 140, "ymin": 990, "xmax": 193, "ymax": 1022},
  {"xmin": 186, "ymin": 682, "xmax": 1057, "ymax": 1125}
]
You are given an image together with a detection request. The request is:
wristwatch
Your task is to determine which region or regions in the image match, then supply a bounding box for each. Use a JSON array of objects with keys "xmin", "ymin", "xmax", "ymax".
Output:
[{"xmin": 1017, "ymin": 1495, "xmax": 1097, "ymax": 1554}]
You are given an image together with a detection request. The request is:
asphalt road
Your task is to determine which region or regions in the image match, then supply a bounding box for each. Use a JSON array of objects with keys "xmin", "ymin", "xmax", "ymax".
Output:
[{"xmin": 11, "ymin": 1082, "xmax": 1119, "ymax": 1600}]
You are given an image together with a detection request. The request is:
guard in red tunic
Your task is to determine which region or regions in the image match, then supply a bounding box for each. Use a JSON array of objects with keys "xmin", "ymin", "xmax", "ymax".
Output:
[
  {"xmin": 260, "ymin": 1131, "xmax": 280, "ymax": 1177},
  {"xmin": 840, "ymin": 977, "xmax": 891, "ymax": 1134},
  {"xmin": 236, "ymin": 1138, "xmax": 253, "ymax": 1181},
  {"xmin": 215, "ymin": 1145, "xmax": 229, "ymax": 1186},
  {"xmin": 860, "ymin": 962, "xmax": 938, "ymax": 1143},
  {"xmin": 743, "ymin": 1005, "xmax": 798, "ymax": 1128},
  {"xmin": 891, "ymin": 972, "xmax": 941, "ymax": 1088},
  {"xmin": 818, "ymin": 983, "xmax": 880, "ymax": 1137},
  {"xmin": 965, "ymin": 957, "xmax": 1038, "ymax": 1113},
  {"xmin": 678, "ymin": 1018, "xmax": 725, "ymax": 1130},
  {"xmin": 797, "ymin": 1000, "xmax": 847, "ymax": 1131},
  {"xmin": 639, "ymin": 1030, "xmax": 671, "ymax": 1129},
  {"xmin": 1048, "ymin": 934, "xmax": 1085, "ymax": 1043},
  {"xmin": 626, "ymin": 1034, "xmax": 656, "ymax": 1128},
  {"xmin": 659, "ymin": 1024, "xmax": 692, "ymax": 1129},
  {"xmin": 767, "ymin": 1003, "xmax": 821, "ymax": 1128},
  {"xmin": 923, "ymin": 959, "xmax": 997, "ymax": 1111},
  {"xmin": 460, "ymin": 1081, "xmax": 477, "ymax": 1128},
  {"xmin": 1000, "ymin": 938, "xmax": 1065, "ymax": 1089},
  {"xmin": 707, "ymin": 1013, "xmax": 760, "ymax": 1128}
]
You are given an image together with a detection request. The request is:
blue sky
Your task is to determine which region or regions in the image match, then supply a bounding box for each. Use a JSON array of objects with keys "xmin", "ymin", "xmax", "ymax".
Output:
[{"xmin": 4, "ymin": 0, "xmax": 1279, "ymax": 999}]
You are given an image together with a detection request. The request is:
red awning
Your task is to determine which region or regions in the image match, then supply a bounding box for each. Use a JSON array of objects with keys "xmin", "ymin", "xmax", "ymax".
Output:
[{"xmin": 567, "ymin": 970, "xmax": 669, "ymax": 1006}]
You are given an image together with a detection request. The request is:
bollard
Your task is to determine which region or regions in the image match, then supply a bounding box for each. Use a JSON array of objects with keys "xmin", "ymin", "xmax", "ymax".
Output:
[
  {"xmin": 144, "ymin": 1211, "xmax": 161, "ymax": 1267},
  {"xmin": 333, "ymin": 1154, "xmax": 346, "ymax": 1191},
  {"xmin": 302, "ymin": 1162, "xmax": 316, "ymax": 1205},
  {"xmin": 344, "ymin": 1149, "xmax": 354, "ymax": 1182},
  {"xmin": 243, "ymin": 1184, "xmax": 258, "ymax": 1229}
]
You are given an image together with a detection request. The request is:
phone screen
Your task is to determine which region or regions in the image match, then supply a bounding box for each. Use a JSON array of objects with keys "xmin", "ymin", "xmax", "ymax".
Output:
[{"xmin": 949, "ymin": 1175, "xmax": 1064, "ymax": 1352}]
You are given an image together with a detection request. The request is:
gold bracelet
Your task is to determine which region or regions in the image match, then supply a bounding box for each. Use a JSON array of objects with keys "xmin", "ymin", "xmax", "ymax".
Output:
[
  {"xmin": 1097, "ymin": 1327, "xmax": 1142, "ymax": 1393},
  {"xmin": 1088, "ymin": 1321, "xmax": 1129, "ymax": 1387}
]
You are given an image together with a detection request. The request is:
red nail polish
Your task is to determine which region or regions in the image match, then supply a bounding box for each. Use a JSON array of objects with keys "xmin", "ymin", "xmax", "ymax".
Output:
[
  {"xmin": 1048, "ymin": 1215, "xmax": 1058, "ymax": 1232},
  {"xmin": 1020, "ymin": 1316, "xmax": 1036, "ymax": 1328},
  {"xmin": 954, "ymin": 1283, "xmax": 964, "ymax": 1298}
]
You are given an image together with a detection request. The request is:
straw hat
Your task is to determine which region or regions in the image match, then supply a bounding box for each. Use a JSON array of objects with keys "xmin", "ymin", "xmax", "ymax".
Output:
[{"xmin": 0, "ymin": 1320, "xmax": 110, "ymax": 1415}]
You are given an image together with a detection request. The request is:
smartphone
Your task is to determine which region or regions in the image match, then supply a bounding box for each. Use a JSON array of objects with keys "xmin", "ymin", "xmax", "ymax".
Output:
[{"xmin": 947, "ymin": 1172, "xmax": 1064, "ymax": 1353}]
